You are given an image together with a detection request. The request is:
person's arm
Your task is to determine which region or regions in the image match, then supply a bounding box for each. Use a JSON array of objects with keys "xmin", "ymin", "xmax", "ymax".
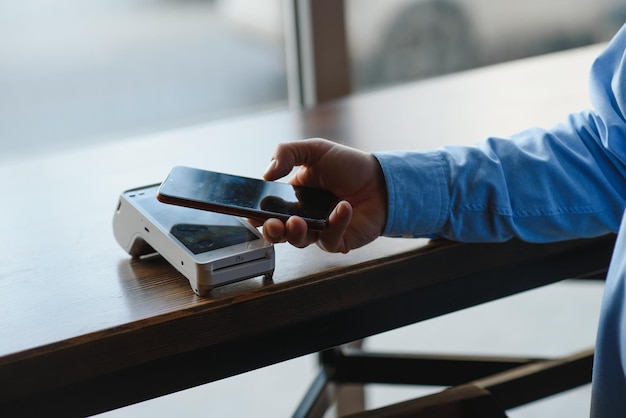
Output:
[
  {"xmin": 263, "ymin": 26, "xmax": 626, "ymax": 251},
  {"xmin": 377, "ymin": 25, "xmax": 626, "ymax": 243}
]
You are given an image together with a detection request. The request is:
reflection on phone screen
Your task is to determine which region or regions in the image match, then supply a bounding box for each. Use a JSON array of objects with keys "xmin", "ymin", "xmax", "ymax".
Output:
[{"xmin": 170, "ymin": 224, "xmax": 259, "ymax": 254}]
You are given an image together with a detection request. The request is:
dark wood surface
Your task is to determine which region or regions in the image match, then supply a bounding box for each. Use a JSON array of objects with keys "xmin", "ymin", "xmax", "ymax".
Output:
[{"xmin": 0, "ymin": 44, "xmax": 610, "ymax": 416}]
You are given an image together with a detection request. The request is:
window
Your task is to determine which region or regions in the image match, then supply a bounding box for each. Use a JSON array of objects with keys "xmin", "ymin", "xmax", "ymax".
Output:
[
  {"xmin": 3, "ymin": 0, "xmax": 624, "ymax": 162},
  {"xmin": 0, "ymin": 0, "xmax": 288, "ymax": 161},
  {"xmin": 345, "ymin": 0, "xmax": 625, "ymax": 91}
]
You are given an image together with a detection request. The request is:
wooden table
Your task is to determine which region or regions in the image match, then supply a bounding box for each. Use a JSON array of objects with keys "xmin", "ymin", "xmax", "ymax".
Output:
[{"xmin": 0, "ymin": 44, "xmax": 615, "ymax": 417}]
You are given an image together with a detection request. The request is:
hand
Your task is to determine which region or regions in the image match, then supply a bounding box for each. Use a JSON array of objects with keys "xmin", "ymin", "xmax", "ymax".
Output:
[{"xmin": 261, "ymin": 138, "xmax": 387, "ymax": 253}]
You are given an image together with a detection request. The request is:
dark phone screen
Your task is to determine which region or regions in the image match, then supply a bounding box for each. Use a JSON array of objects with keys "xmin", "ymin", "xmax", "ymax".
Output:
[
  {"xmin": 129, "ymin": 186, "xmax": 259, "ymax": 254},
  {"xmin": 159, "ymin": 166, "xmax": 339, "ymax": 222}
]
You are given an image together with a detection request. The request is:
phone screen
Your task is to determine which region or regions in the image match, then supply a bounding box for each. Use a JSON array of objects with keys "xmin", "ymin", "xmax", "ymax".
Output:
[
  {"xmin": 128, "ymin": 186, "xmax": 260, "ymax": 254},
  {"xmin": 157, "ymin": 166, "xmax": 339, "ymax": 229}
]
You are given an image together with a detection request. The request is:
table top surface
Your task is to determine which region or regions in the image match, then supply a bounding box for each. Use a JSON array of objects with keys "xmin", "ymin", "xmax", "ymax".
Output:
[{"xmin": 0, "ymin": 44, "xmax": 609, "ymax": 413}]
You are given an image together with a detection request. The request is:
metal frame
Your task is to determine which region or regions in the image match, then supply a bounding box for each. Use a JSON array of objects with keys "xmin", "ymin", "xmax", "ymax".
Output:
[
  {"xmin": 294, "ymin": 345, "xmax": 596, "ymax": 418},
  {"xmin": 294, "ymin": 271, "xmax": 606, "ymax": 418},
  {"xmin": 284, "ymin": 0, "xmax": 351, "ymax": 107}
]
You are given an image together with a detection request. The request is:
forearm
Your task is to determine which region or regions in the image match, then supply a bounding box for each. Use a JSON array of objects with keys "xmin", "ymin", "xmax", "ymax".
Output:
[{"xmin": 376, "ymin": 111, "xmax": 626, "ymax": 242}]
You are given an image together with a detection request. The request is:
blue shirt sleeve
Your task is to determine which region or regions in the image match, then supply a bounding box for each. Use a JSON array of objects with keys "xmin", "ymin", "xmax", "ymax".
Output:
[{"xmin": 374, "ymin": 24, "xmax": 626, "ymax": 243}]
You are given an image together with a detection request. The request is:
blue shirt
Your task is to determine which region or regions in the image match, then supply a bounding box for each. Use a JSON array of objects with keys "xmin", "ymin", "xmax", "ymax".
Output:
[{"xmin": 374, "ymin": 24, "xmax": 626, "ymax": 417}]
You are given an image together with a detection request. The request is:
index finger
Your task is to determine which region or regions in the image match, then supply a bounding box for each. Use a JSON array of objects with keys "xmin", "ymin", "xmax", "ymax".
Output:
[{"xmin": 264, "ymin": 138, "xmax": 333, "ymax": 181}]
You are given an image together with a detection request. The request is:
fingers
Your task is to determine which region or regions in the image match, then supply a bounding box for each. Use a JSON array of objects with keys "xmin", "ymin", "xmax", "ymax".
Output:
[
  {"xmin": 262, "ymin": 216, "xmax": 310, "ymax": 248},
  {"xmin": 263, "ymin": 157, "xmax": 288, "ymax": 182},
  {"xmin": 263, "ymin": 139, "xmax": 332, "ymax": 181},
  {"xmin": 262, "ymin": 139, "xmax": 360, "ymax": 253},
  {"xmin": 285, "ymin": 216, "xmax": 313, "ymax": 248},
  {"xmin": 262, "ymin": 218, "xmax": 287, "ymax": 243},
  {"xmin": 318, "ymin": 201, "xmax": 352, "ymax": 253},
  {"xmin": 262, "ymin": 200, "xmax": 353, "ymax": 253}
]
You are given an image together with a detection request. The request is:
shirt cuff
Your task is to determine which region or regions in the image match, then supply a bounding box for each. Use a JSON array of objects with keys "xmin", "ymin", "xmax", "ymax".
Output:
[{"xmin": 373, "ymin": 151, "xmax": 449, "ymax": 237}]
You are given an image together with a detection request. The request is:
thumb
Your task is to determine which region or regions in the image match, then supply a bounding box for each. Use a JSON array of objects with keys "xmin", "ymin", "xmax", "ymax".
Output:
[{"xmin": 318, "ymin": 200, "xmax": 353, "ymax": 253}]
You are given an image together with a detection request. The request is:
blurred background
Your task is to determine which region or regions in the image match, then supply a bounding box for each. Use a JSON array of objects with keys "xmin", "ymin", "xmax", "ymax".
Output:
[
  {"xmin": 1, "ymin": 0, "xmax": 624, "ymax": 162},
  {"xmin": 2, "ymin": 1, "xmax": 623, "ymax": 416}
]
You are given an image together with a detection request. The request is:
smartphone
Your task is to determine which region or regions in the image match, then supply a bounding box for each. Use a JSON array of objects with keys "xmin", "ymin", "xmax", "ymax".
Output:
[
  {"xmin": 113, "ymin": 184, "xmax": 274, "ymax": 296},
  {"xmin": 157, "ymin": 166, "xmax": 339, "ymax": 230}
]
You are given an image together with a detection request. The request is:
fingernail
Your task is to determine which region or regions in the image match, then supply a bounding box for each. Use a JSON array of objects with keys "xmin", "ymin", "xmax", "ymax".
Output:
[
  {"xmin": 265, "ymin": 159, "xmax": 277, "ymax": 175},
  {"xmin": 265, "ymin": 223, "xmax": 280, "ymax": 240},
  {"xmin": 337, "ymin": 200, "xmax": 350, "ymax": 215},
  {"xmin": 267, "ymin": 229, "xmax": 279, "ymax": 240},
  {"xmin": 337, "ymin": 201, "xmax": 346, "ymax": 214}
]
